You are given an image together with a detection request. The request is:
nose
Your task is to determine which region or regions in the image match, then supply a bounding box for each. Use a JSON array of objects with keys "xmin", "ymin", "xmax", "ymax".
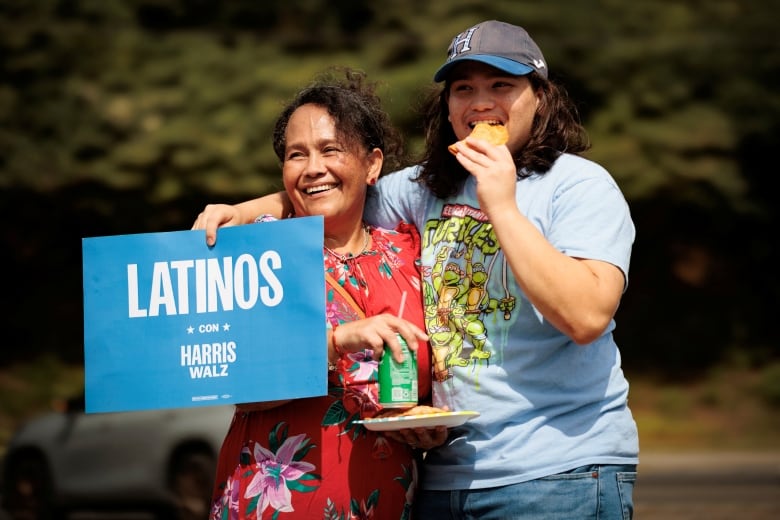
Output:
[
  {"xmin": 303, "ymin": 152, "xmax": 326, "ymax": 176},
  {"xmin": 470, "ymin": 88, "xmax": 496, "ymax": 111}
]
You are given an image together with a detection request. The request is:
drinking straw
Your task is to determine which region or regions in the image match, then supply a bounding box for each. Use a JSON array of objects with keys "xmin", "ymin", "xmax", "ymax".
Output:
[{"xmin": 397, "ymin": 291, "xmax": 407, "ymax": 318}]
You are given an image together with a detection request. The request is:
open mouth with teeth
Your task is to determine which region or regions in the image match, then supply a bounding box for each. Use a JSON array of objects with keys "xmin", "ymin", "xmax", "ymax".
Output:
[
  {"xmin": 469, "ymin": 120, "xmax": 502, "ymax": 129},
  {"xmin": 304, "ymin": 183, "xmax": 339, "ymax": 195}
]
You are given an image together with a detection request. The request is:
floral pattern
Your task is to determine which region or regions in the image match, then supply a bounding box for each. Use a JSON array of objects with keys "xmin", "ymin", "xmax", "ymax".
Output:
[{"xmin": 209, "ymin": 223, "xmax": 428, "ymax": 520}]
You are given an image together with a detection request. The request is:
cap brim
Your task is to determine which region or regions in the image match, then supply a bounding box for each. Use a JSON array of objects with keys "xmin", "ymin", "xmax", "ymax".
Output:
[{"xmin": 433, "ymin": 55, "xmax": 535, "ymax": 82}]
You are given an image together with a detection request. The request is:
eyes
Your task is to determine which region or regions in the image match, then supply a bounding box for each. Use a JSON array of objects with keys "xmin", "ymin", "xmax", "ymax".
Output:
[
  {"xmin": 450, "ymin": 79, "xmax": 517, "ymax": 95},
  {"xmin": 285, "ymin": 144, "xmax": 344, "ymax": 162}
]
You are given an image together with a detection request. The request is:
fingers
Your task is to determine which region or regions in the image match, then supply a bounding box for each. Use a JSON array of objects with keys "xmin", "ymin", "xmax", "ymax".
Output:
[
  {"xmin": 332, "ymin": 320, "xmax": 385, "ymax": 360},
  {"xmin": 399, "ymin": 322, "xmax": 429, "ymax": 350},
  {"xmin": 455, "ymin": 138, "xmax": 510, "ymax": 169},
  {"xmin": 382, "ymin": 431, "xmax": 405, "ymax": 444},
  {"xmin": 380, "ymin": 317, "xmax": 428, "ymax": 363},
  {"xmin": 191, "ymin": 213, "xmax": 218, "ymax": 247},
  {"xmin": 453, "ymin": 142, "xmax": 517, "ymax": 213},
  {"xmin": 190, "ymin": 204, "xmax": 241, "ymax": 246},
  {"xmin": 332, "ymin": 315, "xmax": 428, "ymax": 364},
  {"xmin": 393, "ymin": 425, "xmax": 448, "ymax": 451},
  {"xmin": 204, "ymin": 217, "xmax": 228, "ymax": 247}
]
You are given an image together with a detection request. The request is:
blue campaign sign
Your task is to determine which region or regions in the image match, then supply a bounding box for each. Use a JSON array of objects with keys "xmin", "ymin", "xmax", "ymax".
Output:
[{"xmin": 82, "ymin": 217, "xmax": 326, "ymax": 413}]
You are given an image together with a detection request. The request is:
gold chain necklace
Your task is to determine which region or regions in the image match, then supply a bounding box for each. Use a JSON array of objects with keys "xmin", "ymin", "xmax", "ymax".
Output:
[{"xmin": 323, "ymin": 224, "xmax": 371, "ymax": 262}]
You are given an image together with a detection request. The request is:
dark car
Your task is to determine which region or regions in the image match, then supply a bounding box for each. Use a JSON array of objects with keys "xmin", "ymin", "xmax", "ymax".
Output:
[{"xmin": 1, "ymin": 394, "xmax": 233, "ymax": 520}]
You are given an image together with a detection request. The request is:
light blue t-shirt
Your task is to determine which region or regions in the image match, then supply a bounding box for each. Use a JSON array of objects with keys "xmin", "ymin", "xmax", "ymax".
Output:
[{"xmin": 366, "ymin": 154, "xmax": 639, "ymax": 490}]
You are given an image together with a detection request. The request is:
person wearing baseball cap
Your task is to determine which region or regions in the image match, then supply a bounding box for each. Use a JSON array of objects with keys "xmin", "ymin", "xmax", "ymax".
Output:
[
  {"xmin": 433, "ymin": 19, "xmax": 548, "ymax": 81},
  {"xmin": 386, "ymin": 20, "xmax": 638, "ymax": 519},
  {"xmin": 193, "ymin": 19, "xmax": 639, "ymax": 519}
]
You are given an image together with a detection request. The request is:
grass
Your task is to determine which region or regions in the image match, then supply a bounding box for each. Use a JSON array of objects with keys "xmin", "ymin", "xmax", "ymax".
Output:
[
  {"xmin": 1, "ymin": 357, "xmax": 779, "ymax": 458},
  {"xmin": 627, "ymin": 363, "xmax": 780, "ymax": 452}
]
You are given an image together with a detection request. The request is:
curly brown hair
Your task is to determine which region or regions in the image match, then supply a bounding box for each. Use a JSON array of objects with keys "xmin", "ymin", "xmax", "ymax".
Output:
[
  {"xmin": 414, "ymin": 72, "xmax": 591, "ymax": 199},
  {"xmin": 272, "ymin": 66, "xmax": 408, "ymax": 177}
]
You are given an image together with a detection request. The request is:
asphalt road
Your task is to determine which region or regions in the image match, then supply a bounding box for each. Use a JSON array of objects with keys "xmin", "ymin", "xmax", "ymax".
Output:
[{"xmin": 635, "ymin": 451, "xmax": 780, "ymax": 519}]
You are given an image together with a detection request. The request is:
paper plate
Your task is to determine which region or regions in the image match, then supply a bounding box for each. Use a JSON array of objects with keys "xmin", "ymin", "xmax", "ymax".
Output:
[{"xmin": 354, "ymin": 411, "xmax": 480, "ymax": 431}]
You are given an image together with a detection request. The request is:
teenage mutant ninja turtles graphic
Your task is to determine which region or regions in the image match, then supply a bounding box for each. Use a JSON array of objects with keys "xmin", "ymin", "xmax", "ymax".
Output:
[{"xmin": 422, "ymin": 204, "xmax": 517, "ymax": 381}]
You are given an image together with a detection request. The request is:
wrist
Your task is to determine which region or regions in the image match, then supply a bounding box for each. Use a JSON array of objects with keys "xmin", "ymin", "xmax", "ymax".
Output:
[{"xmin": 329, "ymin": 324, "xmax": 345, "ymax": 371}]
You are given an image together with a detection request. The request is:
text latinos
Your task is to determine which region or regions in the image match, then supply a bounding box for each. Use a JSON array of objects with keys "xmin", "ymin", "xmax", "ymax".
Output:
[{"xmin": 127, "ymin": 252, "xmax": 283, "ymax": 317}]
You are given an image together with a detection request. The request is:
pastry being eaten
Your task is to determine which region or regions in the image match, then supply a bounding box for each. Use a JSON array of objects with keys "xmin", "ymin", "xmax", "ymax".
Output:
[{"xmin": 448, "ymin": 122, "xmax": 509, "ymax": 155}]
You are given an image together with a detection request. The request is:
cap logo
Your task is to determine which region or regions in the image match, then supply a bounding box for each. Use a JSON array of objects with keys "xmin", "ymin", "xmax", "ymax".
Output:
[
  {"xmin": 434, "ymin": 21, "xmax": 549, "ymax": 81},
  {"xmin": 448, "ymin": 27, "xmax": 478, "ymax": 60}
]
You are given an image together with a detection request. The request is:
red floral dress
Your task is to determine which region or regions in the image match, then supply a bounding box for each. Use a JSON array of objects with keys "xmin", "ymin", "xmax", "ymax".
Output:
[{"xmin": 209, "ymin": 222, "xmax": 431, "ymax": 520}]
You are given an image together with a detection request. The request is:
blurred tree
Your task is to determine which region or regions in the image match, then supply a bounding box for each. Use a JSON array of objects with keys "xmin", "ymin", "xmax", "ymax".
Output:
[{"xmin": 0, "ymin": 0, "xmax": 777, "ymax": 372}]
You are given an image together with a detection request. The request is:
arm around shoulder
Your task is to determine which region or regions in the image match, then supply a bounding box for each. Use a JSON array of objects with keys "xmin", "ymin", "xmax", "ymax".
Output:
[
  {"xmin": 235, "ymin": 191, "xmax": 292, "ymax": 222},
  {"xmin": 191, "ymin": 192, "xmax": 292, "ymax": 246}
]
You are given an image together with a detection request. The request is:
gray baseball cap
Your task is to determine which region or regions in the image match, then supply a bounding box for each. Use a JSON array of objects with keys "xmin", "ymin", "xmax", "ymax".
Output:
[{"xmin": 434, "ymin": 20, "xmax": 548, "ymax": 82}]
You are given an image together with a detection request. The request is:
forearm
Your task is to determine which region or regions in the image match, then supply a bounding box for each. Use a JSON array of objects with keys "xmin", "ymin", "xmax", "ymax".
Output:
[
  {"xmin": 235, "ymin": 192, "xmax": 291, "ymax": 222},
  {"xmin": 489, "ymin": 207, "xmax": 623, "ymax": 344}
]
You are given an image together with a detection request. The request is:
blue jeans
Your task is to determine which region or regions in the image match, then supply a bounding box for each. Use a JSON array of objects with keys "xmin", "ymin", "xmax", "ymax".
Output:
[{"xmin": 413, "ymin": 464, "xmax": 637, "ymax": 519}]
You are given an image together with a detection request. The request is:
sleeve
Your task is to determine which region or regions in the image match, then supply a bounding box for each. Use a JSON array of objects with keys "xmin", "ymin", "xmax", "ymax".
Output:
[
  {"xmin": 549, "ymin": 173, "xmax": 635, "ymax": 286},
  {"xmin": 365, "ymin": 166, "xmax": 425, "ymax": 229}
]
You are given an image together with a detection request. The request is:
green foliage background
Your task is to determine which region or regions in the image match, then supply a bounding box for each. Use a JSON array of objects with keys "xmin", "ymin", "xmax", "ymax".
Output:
[{"xmin": 1, "ymin": 0, "xmax": 778, "ymax": 376}]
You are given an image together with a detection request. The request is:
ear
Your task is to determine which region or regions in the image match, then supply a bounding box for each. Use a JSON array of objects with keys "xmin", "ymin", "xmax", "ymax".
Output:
[
  {"xmin": 366, "ymin": 148, "xmax": 383, "ymax": 185},
  {"xmin": 534, "ymin": 85, "xmax": 544, "ymax": 109}
]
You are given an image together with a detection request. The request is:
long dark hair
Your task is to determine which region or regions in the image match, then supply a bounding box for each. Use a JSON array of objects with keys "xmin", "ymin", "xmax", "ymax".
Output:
[
  {"xmin": 415, "ymin": 72, "xmax": 591, "ymax": 199},
  {"xmin": 272, "ymin": 67, "xmax": 407, "ymax": 177}
]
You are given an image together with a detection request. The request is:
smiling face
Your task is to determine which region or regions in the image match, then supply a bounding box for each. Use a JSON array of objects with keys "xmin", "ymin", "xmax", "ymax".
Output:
[
  {"xmin": 445, "ymin": 61, "xmax": 540, "ymax": 155},
  {"xmin": 281, "ymin": 103, "xmax": 382, "ymax": 230}
]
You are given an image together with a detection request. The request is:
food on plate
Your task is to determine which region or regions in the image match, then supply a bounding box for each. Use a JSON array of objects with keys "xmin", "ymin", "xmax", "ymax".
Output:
[
  {"xmin": 376, "ymin": 405, "xmax": 446, "ymax": 418},
  {"xmin": 448, "ymin": 122, "xmax": 509, "ymax": 154},
  {"xmin": 356, "ymin": 409, "xmax": 480, "ymax": 431}
]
